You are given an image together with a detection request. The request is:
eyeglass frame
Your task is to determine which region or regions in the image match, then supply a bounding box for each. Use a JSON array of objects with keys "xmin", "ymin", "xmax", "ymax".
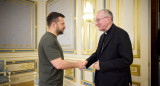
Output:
[{"xmin": 95, "ymin": 16, "xmax": 108, "ymax": 23}]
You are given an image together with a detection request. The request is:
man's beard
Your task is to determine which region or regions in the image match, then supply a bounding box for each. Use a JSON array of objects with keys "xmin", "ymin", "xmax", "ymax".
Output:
[{"xmin": 56, "ymin": 26, "xmax": 63, "ymax": 35}]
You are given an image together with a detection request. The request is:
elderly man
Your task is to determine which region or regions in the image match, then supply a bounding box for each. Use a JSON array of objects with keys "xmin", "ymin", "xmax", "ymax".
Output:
[{"xmin": 84, "ymin": 9, "xmax": 133, "ymax": 86}]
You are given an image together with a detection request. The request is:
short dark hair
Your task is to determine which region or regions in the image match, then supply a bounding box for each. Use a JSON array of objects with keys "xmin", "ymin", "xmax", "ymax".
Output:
[{"xmin": 47, "ymin": 12, "xmax": 65, "ymax": 27}]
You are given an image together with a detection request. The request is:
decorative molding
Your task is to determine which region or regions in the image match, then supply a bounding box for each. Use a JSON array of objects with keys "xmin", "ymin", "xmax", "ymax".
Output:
[
  {"xmin": 11, "ymin": 72, "xmax": 35, "ymax": 84},
  {"xmin": 132, "ymin": 81, "xmax": 140, "ymax": 86},
  {"xmin": 64, "ymin": 68, "xmax": 76, "ymax": 82},
  {"xmin": 19, "ymin": 62, "xmax": 35, "ymax": 70},
  {"xmin": 81, "ymin": 0, "xmax": 97, "ymax": 55},
  {"xmin": 6, "ymin": 60, "xmax": 38, "ymax": 74},
  {"xmin": 0, "ymin": 0, "xmax": 38, "ymax": 53},
  {"xmin": 133, "ymin": 0, "xmax": 140, "ymax": 58},
  {"xmin": 130, "ymin": 64, "xmax": 140, "ymax": 76},
  {"xmin": 81, "ymin": 67, "xmax": 95, "ymax": 86},
  {"xmin": 63, "ymin": 79, "xmax": 76, "ymax": 86},
  {"xmin": 132, "ymin": 0, "xmax": 140, "ymax": 58}
]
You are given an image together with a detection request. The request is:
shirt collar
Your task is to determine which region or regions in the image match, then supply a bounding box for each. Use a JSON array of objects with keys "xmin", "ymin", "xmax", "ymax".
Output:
[
  {"xmin": 104, "ymin": 24, "xmax": 113, "ymax": 34},
  {"xmin": 47, "ymin": 32, "xmax": 57, "ymax": 39}
]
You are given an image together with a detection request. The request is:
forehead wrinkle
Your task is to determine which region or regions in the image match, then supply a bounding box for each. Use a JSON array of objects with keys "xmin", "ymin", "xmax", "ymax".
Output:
[{"xmin": 96, "ymin": 12, "xmax": 106, "ymax": 19}]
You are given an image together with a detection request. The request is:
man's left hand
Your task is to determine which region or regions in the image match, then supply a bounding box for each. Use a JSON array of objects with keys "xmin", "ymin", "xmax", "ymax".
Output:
[{"xmin": 93, "ymin": 61, "xmax": 100, "ymax": 70}]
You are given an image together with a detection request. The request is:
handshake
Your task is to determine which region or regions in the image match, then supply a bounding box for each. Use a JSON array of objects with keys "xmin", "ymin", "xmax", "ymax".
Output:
[
  {"xmin": 76, "ymin": 60, "xmax": 100, "ymax": 70},
  {"xmin": 76, "ymin": 60, "xmax": 88, "ymax": 70}
]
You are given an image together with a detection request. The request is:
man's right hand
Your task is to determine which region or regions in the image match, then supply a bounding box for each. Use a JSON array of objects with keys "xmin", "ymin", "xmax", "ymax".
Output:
[{"xmin": 77, "ymin": 60, "xmax": 88, "ymax": 70}]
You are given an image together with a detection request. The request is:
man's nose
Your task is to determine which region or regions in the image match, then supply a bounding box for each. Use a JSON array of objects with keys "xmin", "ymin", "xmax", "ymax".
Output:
[{"xmin": 64, "ymin": 25, "xmax": 66, "ymax": 29}]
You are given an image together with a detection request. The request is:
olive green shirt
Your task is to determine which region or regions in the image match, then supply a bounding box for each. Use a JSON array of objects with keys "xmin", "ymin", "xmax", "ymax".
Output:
[{"xmin": 38, "ymin": 32, "xmax": 64, "ymax": 86}]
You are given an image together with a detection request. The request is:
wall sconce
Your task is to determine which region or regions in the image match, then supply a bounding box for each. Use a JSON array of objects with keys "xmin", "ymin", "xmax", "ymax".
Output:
[
  {"xmin": 82, "ymin": 1, "xmax": 94, "ymax": 20},
  {"xmin": 81, "ymin": 0, "xmax": 97, "ymax": 55}
]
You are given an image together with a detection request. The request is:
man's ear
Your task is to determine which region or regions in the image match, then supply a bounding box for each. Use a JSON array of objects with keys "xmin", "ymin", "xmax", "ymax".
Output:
[{"xmin": 51, "ymin": 22, "xmax": 56, "ymax": 28}]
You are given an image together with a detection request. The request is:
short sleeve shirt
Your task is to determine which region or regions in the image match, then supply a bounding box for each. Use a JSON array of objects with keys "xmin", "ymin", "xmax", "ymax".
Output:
[{"xmin": 38, "ymin": 32, "xmax": 64, "ymax": 86}]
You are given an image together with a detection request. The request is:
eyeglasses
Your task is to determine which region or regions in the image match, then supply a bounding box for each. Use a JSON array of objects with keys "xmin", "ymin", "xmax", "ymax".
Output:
[{"xmin": 95, "ymin": 17, "xmax": 108, "ymax": 23}]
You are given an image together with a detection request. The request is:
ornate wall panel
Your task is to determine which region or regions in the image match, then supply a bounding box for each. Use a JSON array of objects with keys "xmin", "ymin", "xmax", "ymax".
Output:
[
  {"xmin": 132, "ymin": 81, "xmax": 140, "ymax": 86},
  {"xmin": 0, "ymin": 0, "xmax": 38, "ymax": 52},
  {"xmin": 46, "ymin": 0, "xmax": 77, "ymax": 54},
  {"xmin": 11, "ymin": 72, "xmax": 35, "ymax": 84},
  {"xmin": 2, "ymin": 58, "xmax": 38, "ymax": 85},
  {"xmin": 6, "ymin": 60, "xmax": 38, "ymax": 75},
  {"xmin": 130, "ymin": 64, "xmax": 140, "ymax": 76},
  {"xmin": 63, "ymin": 79, "xmax": 77, "ymax": 86},
  {"xmin": 81, "ymin": 67, "xmax": 95, "ymax": 86},
  {"xmin": 64, "ymin": 68, "xmax": 76, "ymax": 82}
]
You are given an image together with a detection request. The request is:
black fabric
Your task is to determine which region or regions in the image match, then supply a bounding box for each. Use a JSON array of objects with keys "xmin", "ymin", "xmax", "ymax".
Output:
[
  {"xmin": 86, "ymin": 24, "xmax": 133, "ymax": 86},
  {"xmin": 101, "ymin": 25, "xmax": 112, "ymax": 52},
  {"xmin": 157, "ymin": 29, "xmax": 160, "ymax": 55}
]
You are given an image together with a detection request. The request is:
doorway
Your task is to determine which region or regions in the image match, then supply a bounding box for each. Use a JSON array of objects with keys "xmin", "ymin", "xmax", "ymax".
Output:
[{"xmin": 151, "ymin": 0, "xmax": 159, "ymax": 86}]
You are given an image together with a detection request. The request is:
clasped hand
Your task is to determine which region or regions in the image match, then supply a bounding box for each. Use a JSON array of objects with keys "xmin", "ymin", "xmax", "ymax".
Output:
[
  {"xmin": 77, "ymin": 60, "xmax": 100, "ymax": 70},
  {"xmin": 77, "ymin": 60, "xmax": 88, "ymax": 70}
]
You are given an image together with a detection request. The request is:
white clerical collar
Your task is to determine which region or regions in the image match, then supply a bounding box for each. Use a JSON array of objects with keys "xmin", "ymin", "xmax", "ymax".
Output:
[{"xmin": 104, "ymin": 32, "xmax": 107, "ymax": 35}]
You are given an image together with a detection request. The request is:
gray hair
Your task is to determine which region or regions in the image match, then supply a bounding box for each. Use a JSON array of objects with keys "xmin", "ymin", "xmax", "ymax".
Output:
[{"xmin": 98, "ymin": 9, "xmax": 113, "ymax": 21}]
